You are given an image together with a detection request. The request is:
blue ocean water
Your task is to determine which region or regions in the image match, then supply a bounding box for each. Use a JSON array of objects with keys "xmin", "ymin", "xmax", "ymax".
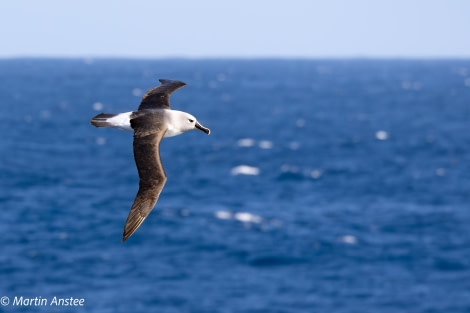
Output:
[{"xmin": 1, "ymin": 59, "xmax": 470, "ymax": 312}]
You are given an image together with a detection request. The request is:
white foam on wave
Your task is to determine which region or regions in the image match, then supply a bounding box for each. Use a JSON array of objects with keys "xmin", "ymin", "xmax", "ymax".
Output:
[
  {"xmin": 214, "ymin": 210, "xmax": 262, "ymax": 224},
  {"xmin": 340, "ymin": 235, "xmax": 358, "ymax": 245},
  {"xmin": 214, "ymin": 210, "xmax": 232, "ymax": 220},
  {"xmin": 234, "ymin": 212, "xmax": 262, "ymax": 223},
  {"xmin": 258, "ymin": 140, "xmax": 273, "ymax": 149},
  {"xmin": 132, "ymin": 88, "xmax": 143, "ymax": 97},
  {"xmin": 231, "ymin": 165, "xmax": 260, "ymax": 176},
  {"xmin": 96, "ymin": 137, "xmax": 106, "ymax": 145},
  {"xmin": 237, "ymin": 138, "xmax": 273, "ymax": 149},
  {"xmin": 93, "ymin": 102, "xmax": 103, "ymax": 111},
  {"xmin": 375, "ymin": 130, "xmax": 389, "ymax": 140},
  {"xmin": 237, "ymin": 138, "xmax": 256, "ymax": 147},
  {"xmin": 310, "ymin": 169, "xmax": 322, "ymax": 179}
]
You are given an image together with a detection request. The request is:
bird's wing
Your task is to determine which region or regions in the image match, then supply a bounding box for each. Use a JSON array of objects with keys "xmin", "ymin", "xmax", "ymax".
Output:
[
  {"xmin": 137, "ymin": 79, "xmax": 187, "ymax": 111},
  {"xmin": 122, "ymin": 111, "xmax": 168, "ymax": 242}
]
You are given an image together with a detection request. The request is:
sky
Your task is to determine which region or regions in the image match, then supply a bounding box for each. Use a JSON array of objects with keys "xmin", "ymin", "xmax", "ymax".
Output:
[{"xmin": 0, "ymin": 0, "xmax": 469, "ymax": 58}]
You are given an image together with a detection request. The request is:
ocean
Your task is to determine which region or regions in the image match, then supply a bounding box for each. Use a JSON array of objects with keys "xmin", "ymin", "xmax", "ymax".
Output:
[{"xmin": 1, "ymin": 58, "xmax": 470, "ymax": 312}]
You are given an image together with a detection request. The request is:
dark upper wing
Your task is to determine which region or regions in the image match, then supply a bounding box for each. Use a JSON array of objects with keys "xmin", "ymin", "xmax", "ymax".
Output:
[
  {"xmin": 137, "ymin": 79, "xmax": 187, "ymax": 111},
  {"xmin": 122, "ymin": 111, "xmax": 168, "ymax": 242}
]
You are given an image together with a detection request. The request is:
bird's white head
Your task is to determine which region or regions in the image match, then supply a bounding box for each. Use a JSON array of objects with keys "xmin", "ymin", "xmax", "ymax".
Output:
[{"xmin": 165, "ymin": 110, "xmax": 210, "ymax": 138}]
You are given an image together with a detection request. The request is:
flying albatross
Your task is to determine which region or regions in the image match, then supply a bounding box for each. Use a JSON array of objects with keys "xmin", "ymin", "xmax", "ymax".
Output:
[{"xmin": 90, "ymin": 79, "xmax": 210, "ymax": 242}]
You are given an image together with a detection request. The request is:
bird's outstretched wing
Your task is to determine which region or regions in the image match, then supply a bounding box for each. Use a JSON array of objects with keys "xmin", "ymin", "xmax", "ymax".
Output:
[
  {"xmin": 138, "ymin": 79, "xmax": 186, "ymax": 111},
  {"xmin": 122, "ymin": 111, "xmax": 168, "ymax": 242}
]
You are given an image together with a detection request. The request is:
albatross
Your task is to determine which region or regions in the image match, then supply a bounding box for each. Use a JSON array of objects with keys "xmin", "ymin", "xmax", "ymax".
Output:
[{"xmin": 90, "ymin": 79, "xmax": 210, "ymax": 242}]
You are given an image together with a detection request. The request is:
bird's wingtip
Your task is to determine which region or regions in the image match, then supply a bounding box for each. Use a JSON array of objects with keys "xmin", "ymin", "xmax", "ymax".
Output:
[{"xmin": 158, "ymin": 78, "xmax": 186, "ymax": 86}]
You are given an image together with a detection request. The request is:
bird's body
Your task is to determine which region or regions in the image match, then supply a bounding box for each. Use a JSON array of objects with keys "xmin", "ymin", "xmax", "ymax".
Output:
[
  {"xmin": 90, "ymin": 79, "xmax": 210, "ymax": 242},
  {"xmin": 93, "ymin": 109, "xmax": 201, "ymax": 137}
]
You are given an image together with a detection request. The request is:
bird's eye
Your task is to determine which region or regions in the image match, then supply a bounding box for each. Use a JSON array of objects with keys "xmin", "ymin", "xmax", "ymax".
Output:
[{"xmin": 188, "ymin": 119, "xmax": 194, "ymax": 123}]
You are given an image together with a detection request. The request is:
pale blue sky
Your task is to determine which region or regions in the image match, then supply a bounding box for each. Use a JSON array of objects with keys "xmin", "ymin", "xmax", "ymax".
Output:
[{"xmin": 1, "ymin": 0, "xmax": 469, "ymax": 58}]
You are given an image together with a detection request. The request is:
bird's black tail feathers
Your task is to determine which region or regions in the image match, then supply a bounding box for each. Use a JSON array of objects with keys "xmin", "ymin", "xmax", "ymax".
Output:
[{"xmin": 90, "ymin": 113, "xmax": 117, "ymax": 128}]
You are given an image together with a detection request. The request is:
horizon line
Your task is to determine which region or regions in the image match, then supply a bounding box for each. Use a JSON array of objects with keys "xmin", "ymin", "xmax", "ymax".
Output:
[{"xmin": 1, "ymin": 55, "xmax": 470, "ymax": 61}]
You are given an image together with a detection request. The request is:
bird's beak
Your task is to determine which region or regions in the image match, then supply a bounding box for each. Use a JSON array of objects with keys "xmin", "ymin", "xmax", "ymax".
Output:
[{"xmin": 195, "ymin": 121, "xmax": 210, "ymax": 135}]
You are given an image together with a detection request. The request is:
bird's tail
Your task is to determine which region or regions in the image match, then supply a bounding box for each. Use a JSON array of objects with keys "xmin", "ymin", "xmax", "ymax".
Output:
[{"xmin": 90, "ymin": 113, "xmax": 117, "ymax": 128}]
